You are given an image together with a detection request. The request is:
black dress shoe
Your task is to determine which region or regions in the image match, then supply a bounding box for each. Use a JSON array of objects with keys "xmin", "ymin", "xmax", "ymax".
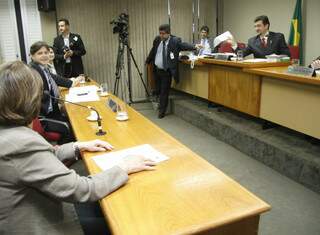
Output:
[{"xmin": 158, "ymin": 112, "xmax": 165, "ymax": 119}]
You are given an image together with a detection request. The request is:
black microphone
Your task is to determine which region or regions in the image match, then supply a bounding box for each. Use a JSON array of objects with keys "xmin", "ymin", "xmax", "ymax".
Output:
[{"xmin": 43, "ymin": 91, "xmax": 106, "ymax": 136}]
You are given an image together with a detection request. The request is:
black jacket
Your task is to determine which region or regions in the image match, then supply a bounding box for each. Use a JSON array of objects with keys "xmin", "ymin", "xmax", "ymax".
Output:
[
  {"xmin": 53, "ymin": 33, "xmax": 86, "ymax": 76},
  {"xmin": 30, "ymin": 62, "xmax": 72, "ymax": 116},
  {"xmin": 241, "ymin": 31, "xmax": 290, "ymax": 58},
  {"xmin": 146, "ymin": 35, "xmax": 196, "ymax": 83}
]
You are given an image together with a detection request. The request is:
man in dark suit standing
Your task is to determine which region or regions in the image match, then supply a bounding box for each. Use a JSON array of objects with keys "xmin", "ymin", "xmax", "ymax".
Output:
[
  {"xmin": 146, "ymin": 24, "xmax": 201, "ymax": 119},
  {"xmin": 238, "ymin": 15, "xmax": 291, "ymax": 58},
  {"xmin": 53, "ymin": 18, "xmax": 86, "ymax": 78}
]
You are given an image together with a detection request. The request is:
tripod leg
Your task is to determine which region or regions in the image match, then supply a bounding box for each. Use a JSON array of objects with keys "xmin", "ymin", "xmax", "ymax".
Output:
[
  {"xmin": 114, "ymin": 40, "xmax": 125, "ymax": 96},
  {"xmin": 128, "ymin": 47, "xmax": 150, "ymax": 97}
]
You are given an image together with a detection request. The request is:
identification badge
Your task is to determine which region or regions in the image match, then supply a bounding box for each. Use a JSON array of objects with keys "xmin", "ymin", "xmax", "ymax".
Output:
[
  {"xmin": 73, "ymin": 36, "xmax": 78, "ymax": 41},
  {"xmin": 170, "ymin": 52, "xmax": 174, "ymax": 60}
]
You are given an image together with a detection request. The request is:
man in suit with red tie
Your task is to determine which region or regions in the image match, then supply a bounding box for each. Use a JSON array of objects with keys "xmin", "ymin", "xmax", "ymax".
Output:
[{"xmin": 238, "ymin": 15, "xmax": 291, "ymax": 58}]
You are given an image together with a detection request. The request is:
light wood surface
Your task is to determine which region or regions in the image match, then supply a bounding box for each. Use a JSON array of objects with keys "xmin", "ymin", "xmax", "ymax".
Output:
[
  {"xmin": 260, "ymin": 77, "xmax": 320, "ymax": 139},
  {"xmin": 174, "ymin": 60, "xmax": 289, "ymax": 117},
  {"xmin": 244, "ymin": 66, "xmax": 320, "ymax": 86},
  {"xmin": 208, "ymin": 65, "xmax": 261, "ymax": 117},
  {"xmin": 199, "ymin": 58, "xmax": 291, "ymax": 68},
  {"xmin": 62, "ymin": 82, "xmax": 270, "ymax": 235},
  {"xmin": 172, "ymin": 63, "xmax": 209, "ymax": 99}
]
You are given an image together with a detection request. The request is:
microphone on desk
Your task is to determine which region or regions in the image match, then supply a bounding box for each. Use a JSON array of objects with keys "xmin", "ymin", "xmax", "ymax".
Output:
[{"xmin": 43, "ymin": 91, "xmax": 106, "ymax": 136}]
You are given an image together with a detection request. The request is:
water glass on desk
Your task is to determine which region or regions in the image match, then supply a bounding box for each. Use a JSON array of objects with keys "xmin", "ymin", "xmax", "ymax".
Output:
[
  {"xmin": 78, "ymin": 74, "xmax": 86, "ymax": 84},
  {"xmin": 100, "ymin": 83, "xmax": 109, "ymax": 97},
  {"xmin": 237, "ymin": 50, "xmax": 244, "ymax": 61}
]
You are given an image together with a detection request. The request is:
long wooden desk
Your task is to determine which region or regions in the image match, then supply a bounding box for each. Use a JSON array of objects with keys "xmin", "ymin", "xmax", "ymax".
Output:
[
  {"xmin": 244, "ymin": 66, "xmax": 320, "ymax": 139},
  {"xmin": 173, "ymin": 61, "xmax": 208, "ymax": 99},
  {"xmin": 63, "ymin": 84, "xmax": 271, "ymax": 235},
  {"xmin": 173, "ymin": 60, "xmax": 320, "ymax": 139},
  {"xmin": 174, "ymin": 59, "xmax": 290, "ymax": 117}
]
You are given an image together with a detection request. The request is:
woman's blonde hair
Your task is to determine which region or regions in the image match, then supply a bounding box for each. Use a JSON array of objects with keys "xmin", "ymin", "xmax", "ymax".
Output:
[{"xmin": 0, "ymin": 61, "xmax": 43, "ymax": 126}]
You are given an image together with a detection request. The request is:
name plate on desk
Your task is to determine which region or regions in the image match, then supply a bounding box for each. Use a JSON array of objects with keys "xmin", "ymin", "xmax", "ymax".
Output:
[
  {"xmin": 287, "ymin": 65, "xmax": 315, "ymax": 77},
  {"xmin": 106, "ymin": 97, "xmax": 117, "ymax": 112},
  {"xmin": 207, "ymin": 53, "xmax": 236, "ymax": 61}
]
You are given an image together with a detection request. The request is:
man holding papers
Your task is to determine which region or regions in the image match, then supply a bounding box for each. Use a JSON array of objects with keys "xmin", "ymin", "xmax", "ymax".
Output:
[
  {"xmin": 197, "ymin": 26, "xmax": 214, "ymax": 55},
  {"xmin": 236, "ymin": 15, "xmax": 291, "ymax": 58}
]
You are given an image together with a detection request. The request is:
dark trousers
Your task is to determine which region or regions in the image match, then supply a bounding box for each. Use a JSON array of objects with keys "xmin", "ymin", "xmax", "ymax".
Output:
[
  {"xmin": 74, "ymin": 202, "xmax": 110, "ymax": 235},
  {"xmin": 154, "ymin": 68, "xmax": 172, "ymax": 114},
  {"xmin": 64, "ymin": 63, "xmax": 81, "ymax": 78}
]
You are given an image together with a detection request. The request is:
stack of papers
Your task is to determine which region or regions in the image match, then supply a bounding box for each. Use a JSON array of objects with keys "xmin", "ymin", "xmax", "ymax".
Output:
[
  {"xmin": 213, "ymin": 31, "xmax": 235, "ymax": 48},
  {"xmin": 243, "ymin": 58, "xmax": 268, "ymax": 63},
  {"xmin": 92, "ymin": 144, "xmax": 169, "ymax": 171},
  {"xmin": 65, "ymin": 85, "xmax": 100, "ymax": 103}
]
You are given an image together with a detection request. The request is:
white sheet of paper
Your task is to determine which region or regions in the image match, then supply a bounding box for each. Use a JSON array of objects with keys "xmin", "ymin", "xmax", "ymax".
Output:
[
  {"xmin": 65, "ymin": 85, "xmax": 100, "ymax": 103},
  {"xmin": 65, "ymin": 93, "xmax": 100, "ymax": 103},
  {"xmin": 243, "ymin": 58, "xmax": 268, "ymax": 63},
  {"xmin": 92, "ymin": 144, "xmax": 169, "ymax": 171},
  {"xmin": 68, "ymin": 85, "xmax": 99, "ymax": 95},
  {"xmin": 213, "ymin": 31, "xmax": 235, "ymax": 48}
]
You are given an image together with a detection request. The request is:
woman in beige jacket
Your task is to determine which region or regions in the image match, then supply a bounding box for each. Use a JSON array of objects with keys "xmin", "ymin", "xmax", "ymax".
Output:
[{"xmin": 0, "ymin": 61, "xmax": 156, "ymax": 235}]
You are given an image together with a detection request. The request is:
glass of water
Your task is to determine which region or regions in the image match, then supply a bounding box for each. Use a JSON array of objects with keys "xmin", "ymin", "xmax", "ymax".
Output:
[
  {"xmin": 100, "ymin": 83, "xmax": 109, "ymax": 96},
  {"xmin": 237, "ymin": 50, "xmax": 244, "ymax": 61}
]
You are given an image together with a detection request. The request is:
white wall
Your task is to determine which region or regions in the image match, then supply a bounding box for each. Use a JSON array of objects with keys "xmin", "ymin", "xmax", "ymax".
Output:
[{"xmin": 223, "ymin": 0, "xmax": 319, "ymax": 65}]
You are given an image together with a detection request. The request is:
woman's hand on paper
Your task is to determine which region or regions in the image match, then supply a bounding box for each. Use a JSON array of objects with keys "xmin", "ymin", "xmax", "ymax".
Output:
[{"xmin": 117, "ymin": 155, "xmax": 157, "ymax": 174}]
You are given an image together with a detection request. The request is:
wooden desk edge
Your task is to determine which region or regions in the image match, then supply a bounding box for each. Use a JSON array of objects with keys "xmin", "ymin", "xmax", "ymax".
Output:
[
  {"xmin": 174, "ymin": 205, "xmax": 271, "ymax": 235},
  {"xmin": 198, "ymin": 58, "xmax": 290, "ymax": 68},
  {"xmin": 180, "ymin": 60, "xmax": 206, "ymax": 66},
  {"xmin": 244, "ymin": 67, "xmax": 320, "ymax": 86}
]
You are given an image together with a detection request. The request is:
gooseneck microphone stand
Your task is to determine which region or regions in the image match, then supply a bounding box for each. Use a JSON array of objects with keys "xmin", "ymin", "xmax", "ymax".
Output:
[{"xmin": 44, "ymin": 91, "xmax": 106, "ymax": 136}]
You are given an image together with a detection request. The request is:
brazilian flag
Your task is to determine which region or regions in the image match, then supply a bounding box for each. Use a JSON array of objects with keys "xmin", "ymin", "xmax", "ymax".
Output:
[{"xmin": 288, "ymin": 0, "xmax": 303, "ymax": 62}]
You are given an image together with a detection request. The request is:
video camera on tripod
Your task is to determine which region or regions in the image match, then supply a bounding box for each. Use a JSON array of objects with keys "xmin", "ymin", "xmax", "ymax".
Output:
[
  {"xmin": 110, "ymin": 13, "xmax": 129, "ymax": 44},
  {"xmin": 110, "ymin": 12, "xmax": 150, "ymax": 103}
]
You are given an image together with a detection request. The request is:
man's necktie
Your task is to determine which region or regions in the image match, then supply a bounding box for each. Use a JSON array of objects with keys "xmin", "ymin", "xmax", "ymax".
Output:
[
  {"xmin": 261, "ymin": 38, "xmax": 267, "ymax": 48},
  {"xmin": 44, "ymin": 68, "xmax": 60, "ymax": 99},
  {"xmin": 162, "ymin": 40, "xmax": 167, "ymax": 70}
]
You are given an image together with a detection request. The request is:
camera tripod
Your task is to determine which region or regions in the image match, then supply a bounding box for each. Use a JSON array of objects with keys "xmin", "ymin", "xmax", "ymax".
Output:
[{"xmin": 113, "ymin": 36, "xmax": 150, "ymax": 104}]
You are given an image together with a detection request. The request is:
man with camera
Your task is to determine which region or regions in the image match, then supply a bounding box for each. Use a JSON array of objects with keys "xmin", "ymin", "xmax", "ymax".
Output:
[{"xmin": 53, "ymin": 18, "xmax": 86, "ymax": 78}]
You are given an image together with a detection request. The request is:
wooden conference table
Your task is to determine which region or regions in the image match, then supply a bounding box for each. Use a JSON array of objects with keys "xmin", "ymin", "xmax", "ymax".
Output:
[
  {"xmin": 173, "ymin": 59, "xmax": 291, "ymax": 117},
  {"xmin": 62, "ymin": 82, "xmax": 270, "ymax": 235},
  {"xmin": 169, "ymin": 59, "xmax": 320, "ymax": 139},
  {"xmin": 244, "ymin": 66, "xmax": 320, "ymax": 140}
]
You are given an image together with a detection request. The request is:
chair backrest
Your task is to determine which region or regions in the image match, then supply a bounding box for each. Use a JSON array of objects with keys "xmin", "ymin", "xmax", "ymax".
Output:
[
  {"xmin": 218, "ymin": 42, "xmax": 233, "ymax": 53},
  {"xmin": 32, "ymin": 117, "xmax": 61, "ymax": 142},
  {"xmin": 32, "ymin": 117, "xmax": 45, "ymax": 136},
  {"xmin": 218, "ymin": 42, "xmax": 246, "ymax": 53},
  {"xmin": 288, "ymin": 45, "xmax": 299, "ymax": 59}
]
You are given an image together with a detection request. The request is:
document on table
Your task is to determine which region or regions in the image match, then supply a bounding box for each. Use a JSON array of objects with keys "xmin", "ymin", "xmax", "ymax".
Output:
[
  {"xmin": 92, "ymin": 144, "xmax": 169, "ymax": 171},
  {"xmin": 65, "ymin": 85, "xmax": 100, "ymax": 103},
  {"xmin": 213, "ymin": 31, "xmax": 235, "ymax": 48},
  {"xmin": 243, "ymin": 58, "xmax": 268, "ymax": 63}
]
